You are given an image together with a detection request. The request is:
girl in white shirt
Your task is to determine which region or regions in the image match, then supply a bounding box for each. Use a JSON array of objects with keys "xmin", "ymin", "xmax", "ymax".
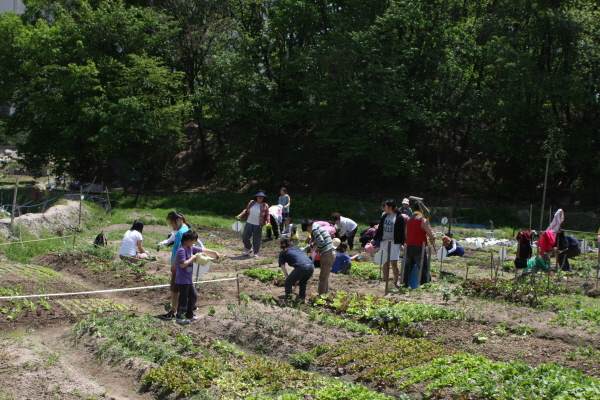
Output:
[{"xmin": 118, "ymin": 220, "xmax": 149, "ymax": 262}]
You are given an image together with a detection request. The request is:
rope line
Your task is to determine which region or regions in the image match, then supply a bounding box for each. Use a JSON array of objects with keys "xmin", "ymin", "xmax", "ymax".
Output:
[
  {"xmin": 0, "ymin": 236, "xmax": 72, "ymax": 246},
  {"xmin": 0, "ymin": 277, "xmax": 238, "ymax": 300}
]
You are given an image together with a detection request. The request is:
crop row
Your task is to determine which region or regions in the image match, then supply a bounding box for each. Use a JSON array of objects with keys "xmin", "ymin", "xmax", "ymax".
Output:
[
  {"xmin": 309, "ymin": 291, "xmax": 462, "ymax": 335},
  {"xmin": 56, "ymin": 298, "xmax": 131, "ymax": 317},
  {"xmin": 293, "ymin": 335, "xmax": 600, "ymax": 399},
  {"xmin": 0, "ymin": 263, "xmax": 61, "ymax": 279},
  {"xmin": 242, "ymin": 267, "xmax": 285, "ymax": 286},
  {"xmin": 72, "ymin": 314, "xmax": 394, "ymax": 399}
]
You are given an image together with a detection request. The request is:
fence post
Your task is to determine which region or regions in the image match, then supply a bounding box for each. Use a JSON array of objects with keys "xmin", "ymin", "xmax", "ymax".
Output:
[{"xmin": 10, "ymin": 177, "xmax": 19, "ymax": 228}]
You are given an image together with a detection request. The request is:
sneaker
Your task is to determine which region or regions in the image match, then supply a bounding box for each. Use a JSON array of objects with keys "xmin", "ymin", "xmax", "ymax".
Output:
[
  {"xmin": 394, "ymin": 281, "xmax": 401, "ymax": 289},
  {"xmin": 191, "ymin": 316, "xmax": 199, "ymax": 321},
  {"xmin": 157, "ymin": 311, "xmax": 175, "ymax": 321},
  {"xmin": 242, "ymin": 249, "xmax": 252, "ymax": 256},
  {"xmin": 175, "ymin": 315, "xmax": 190, "ymax": 325},
  {"xmin": 253, "ymin": 253, "xmax": 259, "ymax": 258}
]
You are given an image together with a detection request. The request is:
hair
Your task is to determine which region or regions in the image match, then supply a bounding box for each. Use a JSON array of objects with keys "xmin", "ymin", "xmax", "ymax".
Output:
[
  {"xmin": 166, "ymin": 211, "xmax": 184, "ymax": 223},
  {"xmin": 301, "ymin": 219, "xmax": 313, "ymax": 232},
  {"xmin": 182, "ymin": 230, "xmax": 199, "ymax": 243},
  {"xmin": 284, "ymin": 216, "xmax": 291, "ymax": 222},
  {"xmin": 280, "ymin": 187, "xmax": 287, "ymax": 194},
  {"xmin": 280, "ymin": 237, "xmax": 293, "ymax": 250},
  {"xmin": 336, "ymin": 242, "xmax": 348, "ymax": 253},
  {"xmin": 130, "ymin": 220, "xmax": 144, "ymax": 233},
  {"xmin": 383, "ymin": 199, "xmax": 401, "ymax": 215},
  {"xmin": 370, "ymin": 220, "xmax": 379, "ymax": 228},
  {"xmin": 331, "ymin": 213, "xmax": 341, "ymax": 222},
  {"xmin": 412, "ymin": 201, "xmax": 421, "ymax": 212},
  {"xmin": 442, "ymin": 235, "xmax": 451, "ymax": 244}
]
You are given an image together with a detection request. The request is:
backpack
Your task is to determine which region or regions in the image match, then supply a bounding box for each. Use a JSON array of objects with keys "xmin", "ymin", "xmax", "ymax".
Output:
[{"xmin": 93, "ymin": 232, "xmax": 108, "ymax": 247}]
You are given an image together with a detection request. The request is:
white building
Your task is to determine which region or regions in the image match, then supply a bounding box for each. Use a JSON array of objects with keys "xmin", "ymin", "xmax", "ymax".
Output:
[{"xmin": 0, "ymin": 1, "xmax": 24, "ymax": 14}]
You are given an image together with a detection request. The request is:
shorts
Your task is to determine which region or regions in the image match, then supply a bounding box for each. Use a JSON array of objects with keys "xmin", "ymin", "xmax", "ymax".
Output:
[{"xmin": 379, "ymin": 240, "xmax": 401, "ymax": 262}]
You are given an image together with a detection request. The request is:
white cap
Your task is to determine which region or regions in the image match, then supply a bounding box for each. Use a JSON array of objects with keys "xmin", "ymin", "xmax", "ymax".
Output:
[{"xmin": 402, "ymin": 198, "xmax": 409, "ymax": 205}]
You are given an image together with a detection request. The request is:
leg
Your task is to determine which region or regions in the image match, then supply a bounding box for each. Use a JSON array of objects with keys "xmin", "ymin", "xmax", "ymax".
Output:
[
  {"xmin": 272, "ymin": 216, "xmax": 280, "ymax": 239},
  {"xmin": 391, "ymin": 260, "xmax": 399, "ymax": 283},
  {"xmin": 318, "ymin": 250, "xmax": 335, "ymax": 294},
  {"xmin": 340, "ymin": 260, "xmax": 352, "ymax": 274},
  {"xmin": 170, "ymin": 264, "xmax": 179, "ymax": 312},
  {"xmin": 347, "ymin": 228, "xmax": 358, "ymax": 250},
  {"xmin": 297, "ymin": 266, "xmax": 314, "ymax": 299},
  {"xmin": 252, "ymin": 224, "xmax": 262, "ymax": 254},
  {"xmin": 177, "ymin": 284, "xmax": 189, "ymax": 317},
  {"xmin": 186, "ymin": 285, "xmax": 198, "ymax": 319},
  {"xmin": 242, "ymin": 223, "xmax": 253, "ymax": 251},
  {"xmin": 284, "ymin": 268, "xmax": 300, "ymax": 300}
]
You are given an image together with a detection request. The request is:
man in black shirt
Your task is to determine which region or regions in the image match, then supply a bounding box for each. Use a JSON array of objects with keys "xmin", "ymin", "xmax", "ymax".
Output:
[
  {"xmin": 279, "ymin": 238, "xmax": 315, "ymax": 303},
  {"xmin": 556, "ymin": 233, "xmax": 581, "ymax": 272}
]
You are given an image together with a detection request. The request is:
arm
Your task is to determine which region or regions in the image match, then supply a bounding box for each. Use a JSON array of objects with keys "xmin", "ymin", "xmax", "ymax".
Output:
[
  {"xmin": 278, "ymin": 252, "xmax": 289, "ymax": 277},
  {"xmin": 338, "ymin": 218, "xmax": 347, "ymax": 237},
  {"xmin": 446, "ymin": 240, "xmax": 457, "ymax": 255},
  {"xmin": 158, "ymin": 232, "xmax": 176, "ymax": 247},
  {"xmin": 285, "ymin": 195, "xmax": 291, "ymax": 208},
  {"xmin": 176, "ymin": 247, "xmax": 195, "ymax": 269},
  {"xmin": 421, "ymin": 218, "xmax": 436, "ymax": 242},
  {"xmin": 136, "ymin": 240, "xmax": 146, "ymax": 254},
  {"xmin": 237, "ymin": 201, "xmax": 252, "ymax": 219},
  {"xmin": 201, "ymin": 248, "xmax": 221, "ymax": 259}
]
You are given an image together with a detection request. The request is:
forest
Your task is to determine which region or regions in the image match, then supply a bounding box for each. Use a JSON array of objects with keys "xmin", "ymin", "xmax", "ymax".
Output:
[{"xmin": 0, "ymin": 0, "xmax": 599, "ymax": 202}]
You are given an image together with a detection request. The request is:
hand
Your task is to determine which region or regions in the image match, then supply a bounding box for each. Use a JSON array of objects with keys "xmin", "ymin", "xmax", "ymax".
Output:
[
  {"xmin": 236, "ymin": 215, "xmax": 241, "ymax": 221},
  {"xmin": 215, "ymin": 252, "xmax": 221, "ymax": 260}
]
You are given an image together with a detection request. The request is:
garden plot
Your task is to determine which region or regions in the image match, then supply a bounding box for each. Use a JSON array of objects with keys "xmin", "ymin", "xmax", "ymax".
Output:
[{"xmin": 0, "ymin": 262, "xmax": 134, "ymax": 328}]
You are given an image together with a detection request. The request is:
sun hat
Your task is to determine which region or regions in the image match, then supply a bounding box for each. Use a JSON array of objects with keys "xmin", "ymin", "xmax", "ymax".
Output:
[
  {"xmin": 332, "ymin": 238, "xmax": 342, "ymax": 248},
  {"xmin": 253, "ymin": 191, "xmax": 268, "ymax": 201},
  {"xmin": 365, "ymin": 242, "xmax": 375, "ymax": 253},
  {"xmin": 402, "ymin": 198, "xmax": 409, "ymax": 205}
]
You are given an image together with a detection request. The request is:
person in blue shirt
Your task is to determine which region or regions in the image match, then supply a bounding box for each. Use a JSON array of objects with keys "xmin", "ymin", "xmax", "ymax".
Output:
[
  {"xmin": 278, "ymin": 238, "xmax": 314, "ymax": 304},
  {"xmin": 159, "ymin": 211, "xmax": 190, "ymax": 320},
  {"xmin": 331, "ymin": 242, "xmax": 360, "ymax": 274}
]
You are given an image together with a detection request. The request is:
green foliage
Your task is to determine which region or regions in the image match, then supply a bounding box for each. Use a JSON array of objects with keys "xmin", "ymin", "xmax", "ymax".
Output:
[
  {"xmin": 242, "ymin": 268, "xmax": 284, "ymax": 283},
  {"xmin": 461, "ymin": 277, "xmax": 569, "ymax": 306},
  {"xmin": 308, "ymin": 291, "xmax": 462, "ymax": 334},
  {"xmin": 348, "ymin": 262, "xmax": 380, "ymax": 281},
  {"xmin": 307, "ymin": 309, "xmax": 379, "ymax": 335},
  {"xmin": 397, "ymin": 354, "xmax": 600, "ymax": 400}
]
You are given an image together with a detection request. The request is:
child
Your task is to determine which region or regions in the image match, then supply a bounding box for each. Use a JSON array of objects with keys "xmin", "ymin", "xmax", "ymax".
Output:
[
  {"xmin": 281, "ymin": 217, "xmax": 299, "ymax": 239},
  {"xmin": 174, "ymin": 230, "xmax": 220, "ymax": 325},
  {"xmin": 331, "ymin": 242, "xmax": 360, "ymax": 274},
  {"xmin": 278, "ymin": 187, "xmax": 291, "ymax": 231},
  {"xmin": 441, "ymin": 235, "xmax": 464, "ymax": 257}
]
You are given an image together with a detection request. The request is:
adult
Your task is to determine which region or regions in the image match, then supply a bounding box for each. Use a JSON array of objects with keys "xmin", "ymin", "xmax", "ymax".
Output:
[
  {"xmin": 158, "ymin": 211, "xmax": 190, "ymax": 320},
  {"xmin": 267, "ymin": 204, "xmax": 283, "ymax": 240},
  {"xmin": 441, "ymin": 235, "xmax": 464, "ymax": 257},
  {"xmin": 278, "ymin": 187, "xmax": 291, "ymax": 231},
  {"xmin": 314, "ymin": 221, "xmax": 337, "ymax": 238},
  {"xmin": 359, "ymin": 220, "xmax": 380, "ymax": 247},
  {"xmin": 547, "ymin": 209, "xmax": 564, "ymax": 233},
  {"xmin": 237, "ymin": 190, "xmax": 270, "ymax": 257},
  {"xmin": 331, "ymin": 213, "xmax": 359, "ymax": 250},
  {"xmin": 402, "ymin": 202, "xmax": 436, "ymax": 287},
  {"xmin": 400, "ymin": 198, "xmax": 413, "ymax": 217},
  {"xmin": 302, "ymin": 219, "xmax": 335, "ymax": 294},
  {"xmin": 373, "ymin": 200, "xmax": 406, "ymax": 288},
  {"xmin": 278, "ymin": 238, "xmax": 315, "ymax": 304},
  {"xmin": 556, "ymin": 232, "xmax": 581, "ymax": 272},
  {"xmin": 118, "ymin": 220, "xmax": 149, "ymax": 262}
]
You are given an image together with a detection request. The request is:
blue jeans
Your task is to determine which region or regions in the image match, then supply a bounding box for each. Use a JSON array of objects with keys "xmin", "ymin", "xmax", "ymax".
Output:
[
  {"xmin": 285, "ymin": 263, "xmax": 314, "ymax": 300},
  {"xmin": 243, "ymin": 223, "xmax": 262, "ymax": 253}
]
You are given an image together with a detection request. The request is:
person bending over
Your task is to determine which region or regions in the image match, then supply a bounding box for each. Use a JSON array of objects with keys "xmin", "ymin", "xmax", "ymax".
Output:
[
  {"xmin": 442, "ymin": 235, "xmax": 464, "ymax": 257},
  {"xmin": 278, "ymin": 238, "xmax": 315, "ymax": 304}
]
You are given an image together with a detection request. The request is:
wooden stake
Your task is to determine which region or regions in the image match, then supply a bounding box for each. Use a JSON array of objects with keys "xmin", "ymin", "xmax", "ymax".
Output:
[
  {"xmin": 490, "ymin": 250, "xmax": 494, "ymax": 279},
  {"xmin": 78, "ymin": 185, "xmax": 83, "ymax": 226},
  {"xmin": 539, "ymin": 156, "xmax": 550, "ymax": 231},
  {"xmin": 72, "ymin": 228, "xmax": 76, "ymax": 249},
  {"xmin": 237, "ymin": 273, "xmax": 241, "ymax": 305},
  {"xmin": 10, "ymin": 177, "xmax": 19, "ymax": 228}
]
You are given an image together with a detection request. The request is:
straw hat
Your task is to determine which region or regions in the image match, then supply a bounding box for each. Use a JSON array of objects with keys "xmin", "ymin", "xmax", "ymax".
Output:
[{"xmin": 332, "ymin": 238, "xmax": 341, "ymax": 248}]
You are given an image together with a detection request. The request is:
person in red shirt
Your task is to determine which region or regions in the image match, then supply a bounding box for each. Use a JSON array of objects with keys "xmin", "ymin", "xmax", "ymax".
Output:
[{"xmin": 402, "ymin": 202, "xmax": 436, "ymax": 287}]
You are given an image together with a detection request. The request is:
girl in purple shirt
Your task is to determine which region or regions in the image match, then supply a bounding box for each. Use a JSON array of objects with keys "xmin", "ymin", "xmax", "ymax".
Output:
[{"xmin": 174, "ymin": 230, "xmax": 219, "ymax": 324}]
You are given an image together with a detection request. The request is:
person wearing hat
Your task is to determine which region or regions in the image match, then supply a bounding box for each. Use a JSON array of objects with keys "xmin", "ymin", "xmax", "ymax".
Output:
[
  {"xmin": 400, "ymin": 198, "xmax": 413, "ymax": 217},
  {"xmin": 331, "ymin": 213, "xmax": 359, "ymax": 250},
  {"xmin": 403, "ymin": 201, "xmax": 436, "ymax": 287},
  {"xmin": 237, "ymin": 190, "xmax": 270, "ymax": 257},
  {"xmin": 331, "ymin": 241, "xmax": 360, "ymax": 274}
]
